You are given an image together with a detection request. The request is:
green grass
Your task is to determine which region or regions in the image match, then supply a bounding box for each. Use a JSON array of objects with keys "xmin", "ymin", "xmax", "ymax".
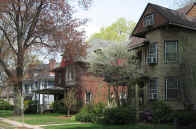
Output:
[
  {"xmin": 0, "ymin": 110, "xmax": 77, "ymax": 125},
  {"xmin": 0, "ymin": 121, "xmax": 15, "ymax": 129},
  {"xmin": 44, "ymin": 123, "xmax": 174, "ymax": 129},
  {"xmin": 0, "ymin": 110, "xmax": 13, "ymax": 118},
  {"xmin": 0, "ymin": 110, "xmax": 174, "ymax": 129},
  {"xmin": 8, "ymin": 113, "xmax": 78, "ymax": 125}
]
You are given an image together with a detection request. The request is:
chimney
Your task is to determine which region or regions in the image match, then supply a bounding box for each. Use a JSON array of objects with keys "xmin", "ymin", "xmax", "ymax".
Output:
[{"xmin": 49, "ymin": 59, "xmax": 56, "ymax": 71}]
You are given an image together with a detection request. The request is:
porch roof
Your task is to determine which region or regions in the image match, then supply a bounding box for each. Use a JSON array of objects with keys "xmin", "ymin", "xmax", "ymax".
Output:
[
  {"xmin": 129, "ymin": 36, "xmax": 148, "ymax": 50},
  {"xmin": 33, "ymin": 87, "xmax": 64, "ymax": 95}
]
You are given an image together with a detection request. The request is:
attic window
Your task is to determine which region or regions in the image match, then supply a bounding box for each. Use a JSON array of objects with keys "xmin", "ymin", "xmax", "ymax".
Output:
[{"xmin": 144, "ymin": 14, "xmax": 154, "ymax": 27}]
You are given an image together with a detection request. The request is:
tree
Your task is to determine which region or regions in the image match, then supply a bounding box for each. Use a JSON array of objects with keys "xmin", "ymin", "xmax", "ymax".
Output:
[
  {"xmin": 0, "ymin": 0, "xmax": 91, "ymax": 116},
  {"xmin": 64, "ymin": 88, "xmax": 77, "ymax": 116},
  {"xmin": 88, "ymin": 18, "xmax": 136, "ymax": 42},
  {"xmin": 89, "ymin": 42, "xmax": 143, "ymax": 107}
]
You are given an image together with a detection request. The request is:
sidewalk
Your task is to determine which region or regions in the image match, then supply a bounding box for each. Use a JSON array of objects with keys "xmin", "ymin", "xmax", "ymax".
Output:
[{"xmin": 0, "ymin": 118, "xmax": 43, "ymax": 129}]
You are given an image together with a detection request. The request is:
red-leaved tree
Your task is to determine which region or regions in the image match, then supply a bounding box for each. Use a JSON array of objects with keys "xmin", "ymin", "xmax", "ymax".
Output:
[{"xmin": 0, "ymin": 0, "xmax": 91, "ymax": 115}]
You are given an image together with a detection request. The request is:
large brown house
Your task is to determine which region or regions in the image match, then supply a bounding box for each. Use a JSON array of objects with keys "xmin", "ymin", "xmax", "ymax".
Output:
[{"xmin": 130, "ymin": 3, "xmax": 196, "ymax": 109}]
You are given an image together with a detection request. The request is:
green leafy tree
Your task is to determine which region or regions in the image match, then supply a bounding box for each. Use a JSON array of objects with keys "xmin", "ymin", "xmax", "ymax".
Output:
[
  {"xmin": 89, "ymin": 42, "xmax": 143, "ymax": 107},
  {"xmin": 89, "ymin": 18, "xmax": 136, "ymax": 42}
]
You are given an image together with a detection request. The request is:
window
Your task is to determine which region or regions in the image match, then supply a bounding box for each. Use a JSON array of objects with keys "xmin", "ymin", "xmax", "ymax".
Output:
[
  {"xmin": 144, "ymin": 14, "xmax": 154, "ymax": 27},
  {"xmin": 149, "ymin": 78, "xmax": 159, "ymax": 100},
  {"xmin": 164, "ymin": 40, "xmax": 178, "ymax": 64},
  {"xmin": 85, "ymin": 91, "xmax": 92, "ymax": 104},
  {"xmin": 147, "ymin": 43, "xmax": 158, "ymax": 64},
  {"xmin": 165, "ymin": 78, "xmax": 179, "ymax": 100}
]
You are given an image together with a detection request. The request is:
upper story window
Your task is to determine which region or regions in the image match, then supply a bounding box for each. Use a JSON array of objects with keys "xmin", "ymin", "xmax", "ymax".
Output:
[
  {"xmin": 144, "ymin": 14, "xmax": 154, "ymax": 27},
  {"xmin": 164, "ymin": 40, "xmax": 178, "ymax": 64},
  {"xmin": 149, "ymin": 78, "xmax": 159, "ymax": 100},
  {"xmin": 165, "ymin": 78, "xmax": 179, "ymax": 100},
  {"xmin": 85, "ymin": 91, "xmax": 92, "ymax": 104},
  {"xmin": 147, "ymin": 43, "xmax": 158, "ymax": 64}
]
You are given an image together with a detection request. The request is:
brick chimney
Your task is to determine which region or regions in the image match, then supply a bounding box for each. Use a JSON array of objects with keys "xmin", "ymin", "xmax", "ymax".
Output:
[{"xmin": 49, "ymin": 59, "xmax": 56, "ymax": 71}]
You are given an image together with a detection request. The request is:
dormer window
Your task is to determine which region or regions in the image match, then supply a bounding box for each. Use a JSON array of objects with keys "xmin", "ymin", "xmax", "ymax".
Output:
[{"xmin": 144, "ymin": 14, "xmax": 154, "ymax": 27}]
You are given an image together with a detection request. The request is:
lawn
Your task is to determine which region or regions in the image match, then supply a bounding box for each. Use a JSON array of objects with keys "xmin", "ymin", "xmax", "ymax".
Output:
[
  {"xmin": 0, "ymin": 110, "xmax": 174, "ymax": 129},
  {"xmin": 0, "ymin": 110, "xmax": 78, "ymax": 125},
  {"xmin": 44, "ymin": 123, "xmax": 174, "ymax": 129}
]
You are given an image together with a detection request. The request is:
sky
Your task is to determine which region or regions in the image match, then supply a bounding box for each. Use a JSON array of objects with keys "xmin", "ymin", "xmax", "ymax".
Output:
[{"xmin": 78, "ymin": 0, "xmax": 176, "ymax": 39}]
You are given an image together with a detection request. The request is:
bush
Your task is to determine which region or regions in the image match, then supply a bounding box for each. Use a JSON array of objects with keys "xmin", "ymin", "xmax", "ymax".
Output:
[
  {"xmin": 102, "ymin": 106, "xmax": 136, "ymax": 125},
  {"xmin": 52, "ymin": 100, "xmax": 67, "ymax": 114},
  {"xmin": 75, "ymin": 103, "xmax": 106, "ymax": 123},
  {"xmin": 24, "ymin": 100, "xmax": 38, "ymax": 114},
  {"xmin": 142, "ymin": 100, "xmax": 172, "ymax": 124},
  {"xmin": 175, "ymin": 110, "xmax": 196, "ymax": 127},
  {"xmin": 0, "ymin": 99, "xmax": 13, "ymax": 110}
]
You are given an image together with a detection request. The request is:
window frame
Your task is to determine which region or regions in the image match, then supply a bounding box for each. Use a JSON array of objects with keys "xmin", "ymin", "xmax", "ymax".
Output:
[
  {"xmin": 165, "ymin": 77, "xmax": 179, "ymax": 101},
  {"xmin": 143, "ymin": 13, "xmax": 155, "ymax": 27},
  {"xmin": 85, "ymin": 91, "xmax": 92, "ymax": 104},
  {"xmin": 164, "ymin": 40, "xmax": 178, "ymax": 64},
  {"xmin": 149, "ymin": 78, "xmax": 159, "ymax": 100},
  {"xmin": 147, "ymin": 43, "xmax": 158, "ymax": 64}
]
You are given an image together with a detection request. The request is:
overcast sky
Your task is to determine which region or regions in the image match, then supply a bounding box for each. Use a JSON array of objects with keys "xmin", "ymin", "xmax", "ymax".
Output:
[{"xmin": 78, "ymin": 0, "xmax": 176, "ymax": 39}]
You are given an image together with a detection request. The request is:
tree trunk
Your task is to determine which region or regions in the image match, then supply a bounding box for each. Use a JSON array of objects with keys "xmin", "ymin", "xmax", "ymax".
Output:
[
  {"xmin": 13, "ymin": 53, "xmax": 24, "ymax": 116},
  {"xmin": 113, "ymin": 85, "xmax": 120, "ymax": 107},
  {"xmin": 67, "ymin": 108, "xmax": 70, "ymax": 116},
  {"xmin": 13, "ymin": 87, "xmax": 22, "ymax": 115}
]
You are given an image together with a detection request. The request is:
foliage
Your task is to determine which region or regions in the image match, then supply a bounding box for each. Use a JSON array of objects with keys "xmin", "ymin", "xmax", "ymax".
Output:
[
  {"xmin": 52, "ymin": 100, "xmax": 67, "ymax": 114},
  {"xmin": 175, "ymin": 110, "xmax": 196, "ymax": 127},
  {"xmin": 75, "ymin": 103, "xmax": 106, "ymax": 123},
  {"xmin": 89, "ymin": 42, "xmax": 143, "ymax": 106},
  {"xmin": 145, "ymin": 101, "xmax": 173, "ymax": 124},
  {"xmin": 102, "ymin": 106, "xmax": 136, "ymax": 125},
  {"xmin": 0, "ymin": 0, "xmax": 91, "ymax": 115},
  {"xmin": 0, "ymin": 99, "xmax": 13, "ymax": 110},
  {"xmin": 24, "ymin": 100, "xmax": 38, "ymax": 114},
  {"xmin": 89, "ymin": 18, "xmax": 136, "ymax": 42}
]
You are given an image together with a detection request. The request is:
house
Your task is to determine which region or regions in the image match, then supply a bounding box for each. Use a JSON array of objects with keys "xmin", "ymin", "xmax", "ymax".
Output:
[
  {"xmin": 53, "ymin": 39, "xmax": 128, "ymax": 106},
  {"xmin": 23, "ymin": 59, "xmax": 64, "ymax": 112},
  {"xmin": 129, "ymin": 2, "xmax": 196, "ymax": 109}
]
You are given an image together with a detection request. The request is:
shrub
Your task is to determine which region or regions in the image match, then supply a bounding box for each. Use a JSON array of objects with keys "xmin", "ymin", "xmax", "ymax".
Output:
[
  {"xmin": 0, "ymin": 99, "xmax": 13, "ymax": 110},
  {"xmin": 52, "ymin": 100, "xmax": 67, "ymax": 114},
  {"xmin": 144, "ymin": 100, "xmax": 172, "ymax": 124},
  {"xmin": 175, "ymin": 110, "xmax": 196, "ymax": 127},
  {"xmin": 75, "ymin": 103, "xmax": 106, "ymax": 123},
  {"xmin": 102, "ymin": 106, "xmax": 136, "ymax": 125},
  {"xmin": 24, "ymin": 100, "xmax": 38, "ymax": 114},
  {"xmin": 75, "ymin": 104, "xmax": 94, "ymax": 122}
]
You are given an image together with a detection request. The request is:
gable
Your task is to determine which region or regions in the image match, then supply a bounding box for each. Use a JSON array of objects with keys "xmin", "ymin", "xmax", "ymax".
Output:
[
  {"xmin": 132, "ymin": 4, "xmax": 168, "ymax": 37},
  {"xmin": 187, "ymin": 5, "xmax": 196, "ymax": 17}
]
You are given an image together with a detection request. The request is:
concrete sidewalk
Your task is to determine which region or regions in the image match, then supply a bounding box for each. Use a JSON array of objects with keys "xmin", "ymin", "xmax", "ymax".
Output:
[{"xmin": 0, "ymin": 118, "xmax": 43, "ymax": 129}]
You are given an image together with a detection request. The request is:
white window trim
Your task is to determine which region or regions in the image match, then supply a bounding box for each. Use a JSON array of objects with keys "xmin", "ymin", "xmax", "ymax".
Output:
[{"xmin": 164, "ymin": 40, "xmax": 178, "ymax": 64}]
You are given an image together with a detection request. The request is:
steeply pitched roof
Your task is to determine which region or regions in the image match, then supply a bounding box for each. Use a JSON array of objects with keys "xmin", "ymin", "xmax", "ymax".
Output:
[{"xmin": 150, "ymin": 3, "xmax": 196, "ymax": 30}]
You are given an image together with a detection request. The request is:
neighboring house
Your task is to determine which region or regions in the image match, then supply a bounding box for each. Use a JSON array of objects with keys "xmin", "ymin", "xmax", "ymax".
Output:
[
  {"xmin": 0, "ymin": 67, "xmax": 14, "ymax": 104},
  {"xmin": 129, "ymin": 3, "xmax": 196, "ymax": 109},
  {"xmin": 53, "ymin": 39, "xmax": 128, "ymax": 106},
  {"xmin": 23, "ymin": 59, "xmax": 64, "ymax": 112}
]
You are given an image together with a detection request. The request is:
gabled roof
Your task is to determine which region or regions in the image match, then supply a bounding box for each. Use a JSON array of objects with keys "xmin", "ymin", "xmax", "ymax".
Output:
[
  {"xmin": 132, "ymin": 3, "xmax": 196, "ymax": 37},
  {"xmin": 151, "ymin": 3, "xmax": 196, "ymax": 30}
]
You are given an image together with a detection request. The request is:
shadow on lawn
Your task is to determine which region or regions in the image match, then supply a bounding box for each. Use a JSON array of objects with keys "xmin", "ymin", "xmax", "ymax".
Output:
[{"xmin": 45, "ymin": 124, "xmax": 174, "ymax": 129}]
